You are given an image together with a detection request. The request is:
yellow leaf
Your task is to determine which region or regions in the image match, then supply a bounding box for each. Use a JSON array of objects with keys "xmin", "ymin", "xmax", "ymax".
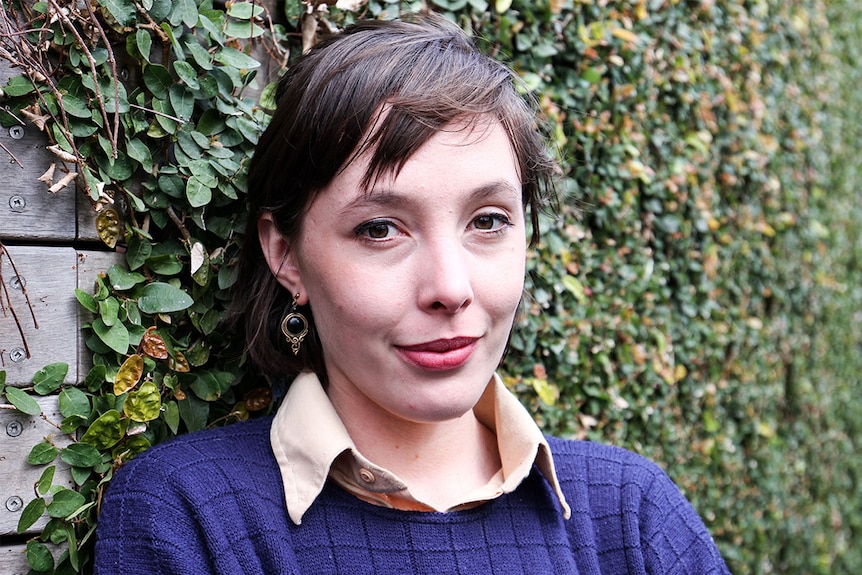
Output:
[
  {"xmin": 169, "ymin": 351, "xmax": 190, "ymax": 373},
  {"xmin": 114, "ymin": 354, "xmax": 144, "ymax": 395},
  {"xmin": 611, "ymin": 27, "xmax": 640, "ymax": 44},
  {"xmin": 96, "ymin": 208, "xmax": 121, "ymax": 248},
  {"xmin": 529, "ymin": 377, "xmax": 560, "ymax": 406}
]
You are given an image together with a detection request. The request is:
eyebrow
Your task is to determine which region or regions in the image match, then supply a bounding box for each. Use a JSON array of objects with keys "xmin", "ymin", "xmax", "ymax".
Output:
[{"xmin": 339, "ymin": 179, "xmax": 523, "ymax": 214}]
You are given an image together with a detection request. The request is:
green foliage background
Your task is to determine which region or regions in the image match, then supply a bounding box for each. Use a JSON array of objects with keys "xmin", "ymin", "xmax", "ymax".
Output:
[{"xmin": 0, "ymin": 0, "xmax": 860, "ymax": 573}]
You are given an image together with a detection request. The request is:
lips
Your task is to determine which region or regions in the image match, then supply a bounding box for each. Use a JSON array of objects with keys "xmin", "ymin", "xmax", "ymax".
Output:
[{"xmin": 396, "ymin": 337, "xmax": 478, "ymax": 371}]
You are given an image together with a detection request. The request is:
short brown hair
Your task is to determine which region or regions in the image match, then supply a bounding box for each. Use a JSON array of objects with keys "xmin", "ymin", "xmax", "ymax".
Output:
[{"xmin": 232, "ymin": 13, "xmax": 558, "ymax": 379}]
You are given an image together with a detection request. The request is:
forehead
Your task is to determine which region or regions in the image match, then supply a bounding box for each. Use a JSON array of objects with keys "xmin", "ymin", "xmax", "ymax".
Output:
[{"xmin": 333, "ymin": 118, "xmax": 521, "ymax": 204}]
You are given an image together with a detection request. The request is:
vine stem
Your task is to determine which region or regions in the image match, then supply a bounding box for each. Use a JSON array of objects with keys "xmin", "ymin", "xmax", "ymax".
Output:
[
  {"xmin": 46, "ymin": 0, "xmax": 117, "ymax": 159},
  {"xmin": 81, "ymin": 0, "xmax": 120, "ymax": 158}
]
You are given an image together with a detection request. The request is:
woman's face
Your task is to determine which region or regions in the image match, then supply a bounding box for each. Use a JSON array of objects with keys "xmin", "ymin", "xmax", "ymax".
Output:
[{"xmin": 265, "ymin": 119, "xmax": 526, "ymax": 427}]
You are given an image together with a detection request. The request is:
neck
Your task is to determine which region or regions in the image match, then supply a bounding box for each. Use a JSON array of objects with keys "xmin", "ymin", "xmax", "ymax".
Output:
[{"xmin": 330, "ymin": 390, "xmax": 502, "ymax": 510}]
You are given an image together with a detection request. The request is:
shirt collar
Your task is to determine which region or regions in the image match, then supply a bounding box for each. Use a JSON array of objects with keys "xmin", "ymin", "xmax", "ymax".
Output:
[{"xmin": 270, "ymin": 371, "xmax": 570, "ymax": 525}]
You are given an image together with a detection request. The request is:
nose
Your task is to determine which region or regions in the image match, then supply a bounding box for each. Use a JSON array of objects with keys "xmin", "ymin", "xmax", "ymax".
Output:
[{"xmin": 417, "ymin": 239, "xmax": 474, "ymax": 314}]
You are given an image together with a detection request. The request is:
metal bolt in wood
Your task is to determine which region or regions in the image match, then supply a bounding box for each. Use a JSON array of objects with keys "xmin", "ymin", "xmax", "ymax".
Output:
[
  {"xmin": 8, "ymin": 195, "xmax": 25, "ymax": 212},
  {"xmin": 5, "ymin": 421, "xmax": 23, "ymax": 437},
  {"xmin": 4, "ymin": 497, "xmax": 23, "ymax": 513},
  {"xmin": 8, "ymin": 348, "xmax": 26, "ymax": 363}
]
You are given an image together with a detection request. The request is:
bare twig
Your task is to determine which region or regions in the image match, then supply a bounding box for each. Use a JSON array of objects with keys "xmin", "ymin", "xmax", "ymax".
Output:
[
  {"xmin": 0, "ymin": 242, "xmax": 38, "ymax": 362},
  {"xmin": 129, "ymin": 103, "xmax": 185, "ymax": 123},
  {"xmin": 46, "ymin": 0, "xmax": 117, "ymax": 158},
  {"xmin": 81, "ymin": 0, "xmax": 120, "ymax": 157},
  {"xmin": 0, "ymin": 138, "xmax": 24, "ymax": 168},
  {"xmin": 166, "ymin": 206, "xmax": 192, "ymax": 243}
]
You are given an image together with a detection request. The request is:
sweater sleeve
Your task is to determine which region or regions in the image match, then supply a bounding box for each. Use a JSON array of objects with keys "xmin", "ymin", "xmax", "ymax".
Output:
[
  {"xmin": 550, "ymin": 438, "xmax": 731, "ymax": 575},
  {"xmin": 94, "ymin": 449, "xmax": 217, "ymax": 575},
  {"xmin": 632, "ymin": 461, "xmax": 731, "ymax": 575}
]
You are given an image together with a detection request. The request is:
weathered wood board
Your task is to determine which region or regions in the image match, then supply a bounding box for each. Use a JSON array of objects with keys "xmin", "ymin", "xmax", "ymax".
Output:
[
  {"xmin": 0, "ymin": 246, "xmax": 123, "ymax": 386},
  {"xmin": 0, "ymin": 246, "xmax": 78, "ymax": 386},
  {"xmin": 0, "ymin": 395, "xmax": 74, "ymax": 536},
  {"xmin": 0, "ymin": 542, "xmax": 64, "ymax": 573}
]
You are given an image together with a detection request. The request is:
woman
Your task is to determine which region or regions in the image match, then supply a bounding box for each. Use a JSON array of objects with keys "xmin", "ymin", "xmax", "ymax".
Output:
[{"xmin": 95, "ymin": 14, "xmax": 731, "ymax": 574}]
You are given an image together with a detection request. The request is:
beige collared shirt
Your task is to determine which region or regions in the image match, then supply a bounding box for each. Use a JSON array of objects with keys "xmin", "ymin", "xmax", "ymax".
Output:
[{"xmin": 270, "ymin": 371, "xmax": 571, "ymax": 525}]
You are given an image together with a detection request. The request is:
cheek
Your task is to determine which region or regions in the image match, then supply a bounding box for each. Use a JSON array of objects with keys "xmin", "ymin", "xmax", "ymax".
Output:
[
  {"xmin": 481, "ymin": 253, "xmax": 526, "ymax": 317},
  {"xmin": 303, "ymin": 262, "xmax": 401, "ymax": 338}
]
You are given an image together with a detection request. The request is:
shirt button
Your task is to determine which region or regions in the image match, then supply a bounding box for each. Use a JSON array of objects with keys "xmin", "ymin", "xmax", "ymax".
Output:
[{"xmin": 359, "ymin": 468, "xmax": 376, "ymax": 484}]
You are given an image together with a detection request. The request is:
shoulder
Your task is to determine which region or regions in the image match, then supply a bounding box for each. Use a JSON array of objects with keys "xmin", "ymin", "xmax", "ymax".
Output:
[
  {"xmin": 546, "ymin": 436, "xmax": 731, "ymax": 575},
  {"xmin": 109, "ymin": 415, "xmax": 276, "ymax": 492},
  {"xmin": 546, "ymin": 435, "xmax": 670, "ymax": 491}
]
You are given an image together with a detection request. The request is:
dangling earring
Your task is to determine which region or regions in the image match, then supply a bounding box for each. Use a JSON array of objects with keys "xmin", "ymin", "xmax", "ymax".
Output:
[{"xmin": 280, "ymin": 293, "xmax": 309, "ymax": 356}]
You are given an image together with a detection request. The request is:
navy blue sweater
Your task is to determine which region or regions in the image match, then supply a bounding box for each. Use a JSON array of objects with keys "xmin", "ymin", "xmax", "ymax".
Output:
[{"xmin": 95, "ymin": 416, "xmax": 730, "ymax": 574}]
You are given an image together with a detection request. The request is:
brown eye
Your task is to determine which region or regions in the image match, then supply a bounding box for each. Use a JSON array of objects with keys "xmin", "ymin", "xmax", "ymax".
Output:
[
  {"xmin": 367, "ymin": 223, "xmax": 391, "ymax": 239},
  {"xmin": 355, "ymin": 219, "xmax": 397, "ymax": 241},
  {"xmin": 474, "ymin": 215, "xmax": 495, "ymax": 230},
  {"xmin": 472, "ymin": 213, "xmax": 511, "ymax": 231}
]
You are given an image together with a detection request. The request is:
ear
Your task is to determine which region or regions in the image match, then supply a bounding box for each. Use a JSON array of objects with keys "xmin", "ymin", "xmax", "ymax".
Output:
[{"xmin": 257, "ymin": 213, "xmax": 309, "ymax": 305}]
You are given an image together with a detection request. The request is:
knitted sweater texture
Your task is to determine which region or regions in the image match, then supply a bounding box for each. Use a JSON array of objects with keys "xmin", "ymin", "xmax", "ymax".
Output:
[{"xmin": 94, "ymin": 417, "xmax": 730, "ymax": 574}]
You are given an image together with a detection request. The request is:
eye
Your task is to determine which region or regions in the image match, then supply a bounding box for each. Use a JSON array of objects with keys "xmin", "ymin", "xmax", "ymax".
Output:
[
  {"xmin": 355, "ymin": 219, "xmax": 398, "ymax": 241},
  {"xmin": 471, "ymin": 213, "xmax": 512, "ymax": 232}
]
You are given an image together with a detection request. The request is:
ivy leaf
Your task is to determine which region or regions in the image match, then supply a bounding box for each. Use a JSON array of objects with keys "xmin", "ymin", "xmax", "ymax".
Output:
[
  {"xmin": 178, "ymin": 394, "xmax": 209, "ymax": 432},
  {"xmin": 37, "ymin": 466, "xmax": 55, "ymax": 495},
  {"xmin": 3, "ymin": 74, "xmax": 35, "ymax": 96},
  {"xmin": 164, "ymin": 400, "xmax": 180, "ymax": 434},
  {"xmin": 61, "ymin": 93, "xmax": 91, "ymax": 118},
  {"xmin": 98, "ymin": 297, "xmax": 120, "ymax": 327},
  {"xmin": 153, "ymin": 97, "xmax": 179, "ymax": 133},
  {"xmin": 186, "ymin": 175, "xmax": 213, "ymax": 207},
  {"xmin": 83, "ymin": 365, "xmax": 108, "ymax": 393},
  {"xmin": 126, "ymin": 235, "xmax": 153, "ymax": 270},
  {"xmin": 59, "ymin": 387, "xmax": 91, "ymax": 419},
  {"xmin": 61, "ymin": 443, "xmax": 103, "ymax": 468},
  {"xmin": 32, "ymin": 362, "xmax": 69, "ymax": 395},
  {"xmin": 146, "ymin": 254, "xmax": 183, "ymax": 275},
  {"xmin": 224, "ymin": 21, "xmax": 264, "ymax": 39},
  {"xmin": 108, "ymin": 264, "xmax": 146, "ymax": 290},
  {"xmin": 17, "ymin": 498, "xmax": 46, "ymax": 534},
  {"xmin": 46, "ymin": 488, "xmax": 86, "ymax": 518},
  {"xmin": 100, "ymin": 0, "xmax": 136, "ymax": 25},
  {"xmin": 143, "ymin": 63, "xmax": 172, "ymax": 100},
  {"xmin": 214, "ymin": 46, "xmax": 261, "ymax": 70},
  {"xmin": 5, "ymin": 386, "xmax": 41, "ymax": 416},
  {"xmin": 173, "ymin": 60, "xmax": 200, "ymax": 90},
  {"xmin": 126, "ymin": 137, "xmax": 155, "ymax": 172},
  {"xmin": 136, "ymin": 29, "xmax": 153, "ymax": 62},
  {"xmin": 28, "ymin": 441, "xmax": 59, "ymax": 465},
  {"xmin": 75, "ymin": 288, "xmax": 98, "ymax": 313},
  {"xmin": 96, "ymin": 208, "xmax": 121, "ymax": 248},
  {"xmin": 138, "ymin": 282, "xmax": 194, "ymax": 313},
  {"xmin": 170, "ymin": 84, "xmax": 195, "ymax": 122},
  {"xmin": 226, "ymin": 1, "xmax": 264, "ymax": 18},
  {"xmin": 141, "ymin": 327, "xmax": 169, "ymax": 359},
  {"xmin": 114, "ymin": 354, "xmax": 144, "ymax": 395},
  {"xmin": 80, "ymin": 410, "xmax": 128, "ymax": 450},
  {"xmin": 92, "ymin": 317, "xmax": 130, "ymax": 355},
  {"xmin": 125, "ymin": 381, "xmax": 162, "ymax": 422},
  {"xmin": 172, "ymin": 0, "xmax": 198, "ymax": 28},
  {"xmin": 185, "ymin": 41, "xmax": 214, "ymax": 70}
]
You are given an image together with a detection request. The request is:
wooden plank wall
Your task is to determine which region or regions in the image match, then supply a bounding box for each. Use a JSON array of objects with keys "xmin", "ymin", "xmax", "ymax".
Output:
[{"xmin": 0, "ymin": 58, "xmax": 122, "ymax": 572}]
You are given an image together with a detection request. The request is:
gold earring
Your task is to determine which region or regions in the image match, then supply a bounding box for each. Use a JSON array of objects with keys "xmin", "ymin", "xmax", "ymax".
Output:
[{"xmin": 280, "ymin": 293, "xmax": 309, "ymax": 356}]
